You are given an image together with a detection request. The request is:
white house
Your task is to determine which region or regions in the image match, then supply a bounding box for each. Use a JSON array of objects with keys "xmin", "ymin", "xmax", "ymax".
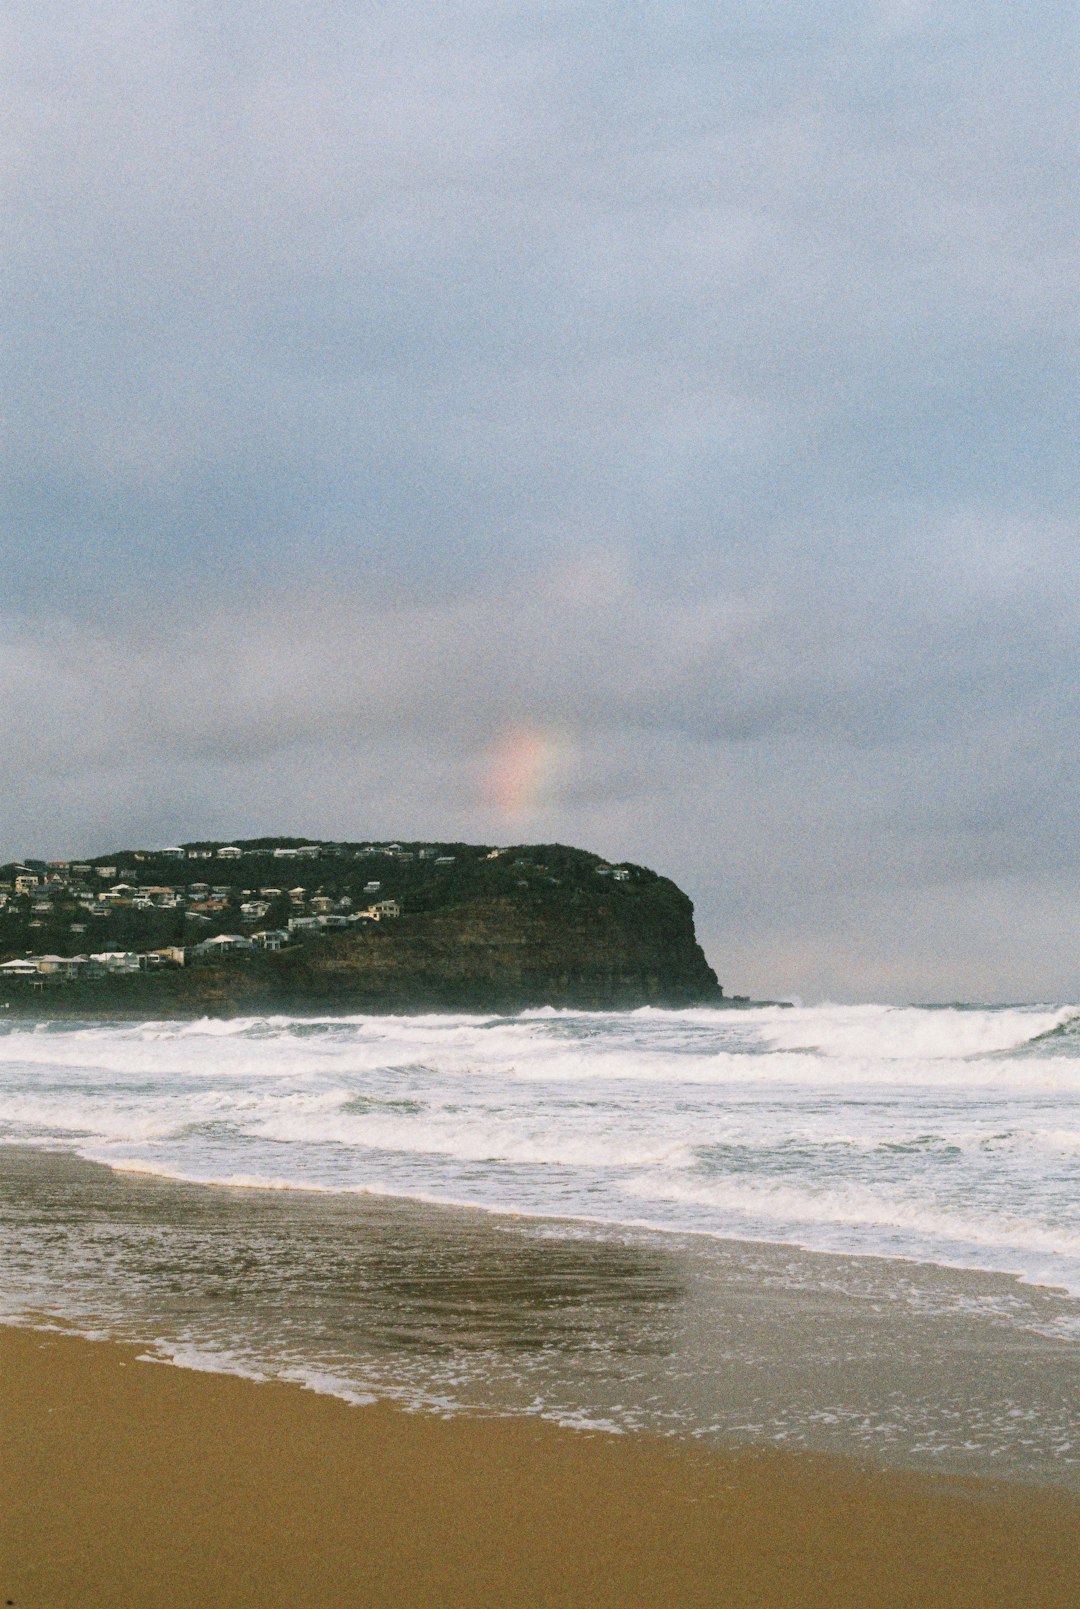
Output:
[
  {"xmin": 193, "ymin": 933, "xmax": 252, "ymax": 955},
  {"xmin": 89, "ymin": 952, "xmax": 142, "ymax": 974},
  {"xmin": 216, "ymin": 846, "xmax": 242, "ymax": 859}
]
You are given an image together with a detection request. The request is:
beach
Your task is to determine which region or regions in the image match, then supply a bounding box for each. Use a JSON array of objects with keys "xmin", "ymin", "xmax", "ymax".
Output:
[
  {"xmin": 4, "ymin": 1006, "xmax": 1080, "ymax": 1603},
  {"xmin": 5, "ymin": 1322, "xmax": 1080, "ymax": 1609}
]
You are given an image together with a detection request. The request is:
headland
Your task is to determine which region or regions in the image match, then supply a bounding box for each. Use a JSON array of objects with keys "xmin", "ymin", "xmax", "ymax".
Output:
[{"xmin": 0, "ymin": 836, "xmax": 727, "ymax": 1015}]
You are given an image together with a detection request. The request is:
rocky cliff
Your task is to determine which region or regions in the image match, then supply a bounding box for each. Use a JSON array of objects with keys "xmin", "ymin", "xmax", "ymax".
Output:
[{"xmin": 2, "ymin": 839, "xmax": 723, "ymax": 1016}]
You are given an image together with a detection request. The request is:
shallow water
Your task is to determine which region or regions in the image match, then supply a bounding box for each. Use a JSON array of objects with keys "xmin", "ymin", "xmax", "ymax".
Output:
[{"xmin": 2, "ymin": 1004, "xmax": 1080, "ymax": 1485}]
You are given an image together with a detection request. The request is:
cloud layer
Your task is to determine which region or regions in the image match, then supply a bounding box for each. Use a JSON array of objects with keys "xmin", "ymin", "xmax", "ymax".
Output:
[{"xmin": 3, "ymin": 2, "xmax": 1078, "ymax": 999}]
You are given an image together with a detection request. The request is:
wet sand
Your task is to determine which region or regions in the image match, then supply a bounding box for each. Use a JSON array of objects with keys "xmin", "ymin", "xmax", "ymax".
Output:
[{"xmin": 3, "ymin": 1325, "xmax": 1080, "ymax": 1608}]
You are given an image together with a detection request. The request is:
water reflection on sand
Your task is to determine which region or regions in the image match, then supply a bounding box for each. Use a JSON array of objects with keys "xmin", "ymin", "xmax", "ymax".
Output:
[{"xmin": 3, "ymin": 1144, "xmax": 1080, "ymax": 1485}]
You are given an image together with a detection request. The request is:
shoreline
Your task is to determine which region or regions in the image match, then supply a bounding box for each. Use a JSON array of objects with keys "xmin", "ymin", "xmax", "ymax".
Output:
[
  {"xmin": 5, "ymin": 1141, "xmax": 1080, "ymax": 1489},
  {"xmin": 4, "ymin": 1322, "xmax": 1080, "ymax": 1608}
]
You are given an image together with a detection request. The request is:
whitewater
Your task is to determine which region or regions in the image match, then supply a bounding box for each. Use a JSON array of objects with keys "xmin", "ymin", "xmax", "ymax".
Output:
[{"xmin": 2, "ymin": 1001, "xmax": 1080, "ymax": 1296}]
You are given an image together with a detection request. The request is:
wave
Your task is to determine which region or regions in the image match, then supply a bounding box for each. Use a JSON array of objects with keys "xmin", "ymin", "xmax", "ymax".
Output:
[{"xmin": 748, "ymin": 1004, "xmax": 1080, "ymax": 1061}]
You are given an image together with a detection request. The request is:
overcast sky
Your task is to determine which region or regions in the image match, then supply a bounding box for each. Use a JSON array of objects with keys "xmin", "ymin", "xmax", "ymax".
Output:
[{"xmin": 3, "ymin": 1, "xmax": 1078, "ymax": 1001}]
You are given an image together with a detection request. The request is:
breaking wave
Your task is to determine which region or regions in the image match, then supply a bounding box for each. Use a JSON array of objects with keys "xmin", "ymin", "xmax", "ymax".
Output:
[{"xmin": 3, "ymin": 1002, "xmax": 1080, "ymax": 1294}]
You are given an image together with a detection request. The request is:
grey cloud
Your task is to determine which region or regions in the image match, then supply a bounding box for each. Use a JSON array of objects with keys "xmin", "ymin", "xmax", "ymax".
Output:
[{"xmin": 3, "ymin": 2, "xmax": 1078, "ymax": 998}]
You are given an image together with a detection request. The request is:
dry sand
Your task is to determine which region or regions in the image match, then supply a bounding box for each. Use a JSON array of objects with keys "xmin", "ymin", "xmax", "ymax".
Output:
[{"xmin": 3, "ymin": 1323, "xmax": 1080, "ymax": 1608}]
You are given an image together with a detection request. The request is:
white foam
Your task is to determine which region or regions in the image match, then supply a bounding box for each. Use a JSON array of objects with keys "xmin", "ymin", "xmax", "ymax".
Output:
[{"xmin": 3, "ymin": 1003, "xmax": 1080, "ymax": 1297}]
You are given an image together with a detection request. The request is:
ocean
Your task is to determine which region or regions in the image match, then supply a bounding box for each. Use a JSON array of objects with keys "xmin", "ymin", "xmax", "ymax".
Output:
[{"xmin": 2, "ymin": 1003, "xmax": 1079, "ymax": 1485}]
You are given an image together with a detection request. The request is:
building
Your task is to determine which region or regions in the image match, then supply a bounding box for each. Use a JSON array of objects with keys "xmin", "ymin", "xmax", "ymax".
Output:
[
  {"xmin": 287, "ymin": 915, "xmax": 320, "ymax": 933},
  {"xmin": 193, "ymin": 933, "xmax": 252, "ymax": 955},
  {"xmin": 216, "ymin": 845, "xmax": 242, "ymax": 859},
  {"xmin": 140, "ymin": 948, "xmax": 186, "ymax": 968},
  {"xmin": 89, "ymin": 952, "xmax": 142, "ymax": 974}
]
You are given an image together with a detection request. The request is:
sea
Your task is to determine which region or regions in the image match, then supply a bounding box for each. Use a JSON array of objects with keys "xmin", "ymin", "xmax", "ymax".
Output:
[{"xmin": 2, "ymin": 1002, "xmax": 1079, "ymax": 1487}]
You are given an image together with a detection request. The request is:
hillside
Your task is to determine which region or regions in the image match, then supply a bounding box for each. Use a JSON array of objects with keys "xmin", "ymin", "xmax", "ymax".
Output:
[{"xmin": 0, "ymin": 838, "xmax": 724, "ymax": 1014}]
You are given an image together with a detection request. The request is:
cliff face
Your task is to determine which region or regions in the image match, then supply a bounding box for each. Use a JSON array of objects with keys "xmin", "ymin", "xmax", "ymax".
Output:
[{"xmin": 254, "ymin": 886, "xmax": 720, "ymax": 1012}]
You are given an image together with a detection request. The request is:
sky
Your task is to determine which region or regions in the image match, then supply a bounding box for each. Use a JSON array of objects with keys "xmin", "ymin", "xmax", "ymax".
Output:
[{"xmin": 3, "ymin": 1, "xmax": 1078, "ymax": 1001}]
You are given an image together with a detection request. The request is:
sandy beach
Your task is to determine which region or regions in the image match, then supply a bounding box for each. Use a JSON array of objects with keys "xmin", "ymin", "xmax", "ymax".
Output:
[{"xmin": 3, "ymin": 1324, "xmax": 1080, "ymax": 1608}]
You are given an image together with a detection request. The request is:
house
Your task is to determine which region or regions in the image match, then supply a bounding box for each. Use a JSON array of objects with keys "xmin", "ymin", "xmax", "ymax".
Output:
[
  {"xmin": 288, "ymin": 887, "xmax": 307, "ymax": 904},
  {"xmin": 612, "ymin": 868, "xmax": 630, "ymax": 882},
  {"xmin": 193, "ymin": 933, "xmax": 252, "ymax": 955},
  {"xmin": 37, "ymin": 955, "xmax": 98, "ymax": 980},
  {"xmin": 95, "ymin": 866, "xmax": 117, "ymax": 879},
  {"xmin": 296, "ymin": 845, "xmax": 322, "ymax": 859},
  {"xmin": 240, "ymin": 900, "xmax": 271, "ymax": 922},
  {"xmin": 363, "ymin": 881, "xmax": 381, "ymax": 894},
  {"xmin": 159, "ymin": 847, "xmax": 186, "ymax": 859},
  {"xmin": 435, "ymin": 856, "xmax": 456, "ymax": 865},
  {"xmin": 14, "ymin": 874, "xmax": 39, "ymax": 896},
  {"xmin": 216, "ymin": 846, "xmax": 242, "ymax": 859},
  {"xmin": 140, "ymin": 948, "xmax": 186, "ymax": 968},
  {"xmin": 287, "ymin": 915, "xmax": 320, "ymax": 933},
  {"xmin": 251, "ymin": 929, "xmax": 288, "ymax": 951},
  {"xmin": 371, "ymin": 899, "xmax": 401, "ymax": 919},
  {"xmin": 318, "ymin": 914, "xmax": 349, "ymax": 929},
  {"xmin": 310, "ymin": 896, "xmax": 334, "ymax": 913},
  {"xmin": 89, "ymin": 951, "xmax": 142, "ymax": 974},
  {"xmin": 0, "ymin": 959, "xmax": 41, "ymax": 977}
]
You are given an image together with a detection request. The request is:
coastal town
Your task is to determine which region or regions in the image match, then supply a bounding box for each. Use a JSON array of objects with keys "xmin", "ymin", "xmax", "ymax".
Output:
[{"xmin": 0, "ymin": 838, "xmax": 636, "ymax": 988}]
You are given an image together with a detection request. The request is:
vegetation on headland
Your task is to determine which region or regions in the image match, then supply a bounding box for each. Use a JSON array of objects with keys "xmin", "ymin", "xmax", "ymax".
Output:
[{"xmin": 0, "ymin": 837, "xmax": 727, "ymax": 1015}]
